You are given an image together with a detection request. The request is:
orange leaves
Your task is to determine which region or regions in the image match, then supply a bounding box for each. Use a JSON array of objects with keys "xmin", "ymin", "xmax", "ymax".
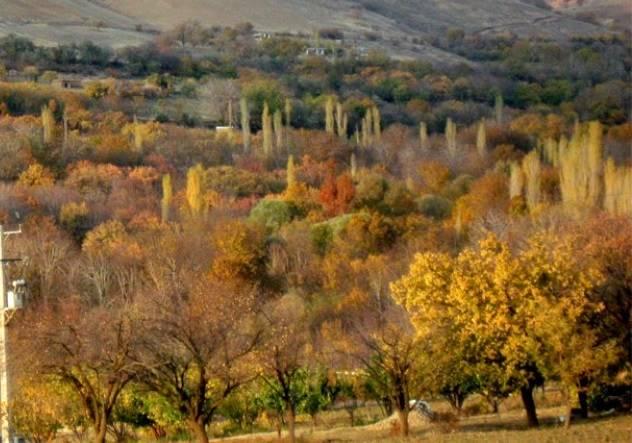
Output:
[
  {"xmin": 319, "ymin": 170, "xmax": 355, "ymax": 217},
  {"xmin": 65, "ymin": 160, "xmax": 123, "ymax": 195}
]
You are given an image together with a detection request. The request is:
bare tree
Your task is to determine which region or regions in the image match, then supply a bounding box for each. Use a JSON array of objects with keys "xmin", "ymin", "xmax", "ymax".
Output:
[
  {"xmin": 258, "ymin": 294, "xmax": 311, "ymax": 443},
  {"xmin": 16, "ymin": 299, "xmax": 141, "ymax": 443},
  {"xmin": 135, "ymin": 228, "xmax": 262, "ymax": 443}
]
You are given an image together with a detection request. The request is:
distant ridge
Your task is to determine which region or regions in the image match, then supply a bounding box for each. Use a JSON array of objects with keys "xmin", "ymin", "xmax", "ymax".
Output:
[{"xmin": 0, "ymin": 0, "xmax": 625, "ymax": 59}]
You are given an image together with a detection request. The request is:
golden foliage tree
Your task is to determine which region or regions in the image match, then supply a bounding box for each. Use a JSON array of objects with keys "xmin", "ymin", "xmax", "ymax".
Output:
[
  {"xmin": 161, "ymin": 174, "xmax": 173, "ymax": 223},
  {"xmin": 445, "ymin": 117, "xmax": 457, "ymax": 159},
  {"xmin": 186, "ymin": 164, "xmax": 207, "ymax": 218},
  {"xmin": 18, "ymin": 163, "xmax": 55, "ymax": 187},
  {"xmin": 476, "ymin": 119, "xmax": 487, "ymax": 158},
  {"xmin": 262, "ymin": 101, "xmax": 273, "ymax": 157},
  {"xmin": 392, "ymin": 233, "xmax": 611, "ymax": 428},
  {"xmin": 603, "ymin": 158, "xmax": 632, "ymax": 216},
  {"xmin": 41, "ymin": 102, "xmax": 56, "ymax": 145},
  {"xmin": 559, "ymin": 121, "xmax": 603, "ymax": 214},
  {"xmin": 522, "ymin": 151, "xmax": 541, "ymax": 213}
]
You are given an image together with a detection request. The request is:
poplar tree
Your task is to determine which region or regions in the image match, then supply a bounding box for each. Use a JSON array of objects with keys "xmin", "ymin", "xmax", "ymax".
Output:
[
  {"xmin": 495, "ymin": 93, "xmax": 504, "ymax": 126},
  {"xmin": 419, "ymin": 122, "xmax": 429, "ymax": 151},
  {"xmin": 285, "ymin": 98, "xmax": 293, "ymax": 151},
  {"xmin": 133, "ymin": 116, "xmax": 144, "ymax": 151},
  {"xmin": 262, "ymin": 102, "xmax": 273, "ymax": 158},
  {"xmin": 274, "ymin": 109, "xmax": 283, "ymax": 151},
  {"xmin": 350, "ymin": 152, "xmax": 357, "ymax": 179},
  {"xmin": 186, "ymin": 164, "xmax": 206, "ymax": 217},
  {"xmin": 522, "ymin": 151, "xmax": 541, "ymax": 212},
  {"xmin": 161, "ymin": 174, "xmax": 173, "ymax": 222},
  {"xmin": 240, "ymin": 97, "xmax": 251, "ymax": 152},
  {"xmin": 559, "ymin": 122, "xmax": 603, "ymax": 213},
  {"xmin": 509, "ymin": 162, "xmax": 524, "ymax": 200},
  {"xmin": 62, "ymin": 108, "xmax": 69, "ymax": 151},
  {"xmin": 476, "ymin": 120, "xmax": 487, "ymax": 158},
  {"xmin": 284, "ymin": 98, "xmax": 293, "ymax": 127},
  {"xmin": 604, "ymin": 158, "xmax": 632, "ymax": 216},
  {"xmin": 362, "ymin": 108, "xmax": 374, "ymax": 147},
  {"xmin": 286, "ymin": 155, "xmax": 298, "ymax": 195},
  {"xmin": 325, "ymin": 96, "xmax": 335, "ymax": 135},
  {"xmin": 372, "ymin": 106, "xmax": 381, "ymax": 143},
  {"xmin": 41, "ymin": 103, "xmax": 55, "ymax": 145},
  {"xmin": 336, "ymin": 102, "xmax": 348, "ymax": 139},
  {"xmin": 445, "ymin": 118, "xmax": 457, "ymax": 159}
]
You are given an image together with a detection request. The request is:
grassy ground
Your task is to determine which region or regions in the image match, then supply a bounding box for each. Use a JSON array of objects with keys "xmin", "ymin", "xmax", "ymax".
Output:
[
  {"xmin": 209, "ymin": 391, "xmax": 631, "ymax": 443},
  {"xmin": 212, "ymin": 413, "xmax": 631, "ymax": 443}
]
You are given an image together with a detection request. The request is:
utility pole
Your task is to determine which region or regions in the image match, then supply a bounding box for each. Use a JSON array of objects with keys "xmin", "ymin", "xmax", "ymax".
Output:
[{"xmin": 0, "ymin": 224, "xmax": 23, "ymax": 443}]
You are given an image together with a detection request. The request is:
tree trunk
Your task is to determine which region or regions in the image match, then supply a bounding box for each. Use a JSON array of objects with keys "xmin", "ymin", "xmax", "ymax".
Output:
[
  {"xmin": 564, "ymin": 402, "xmax": 573, "ymax": 429},
  {"xmin": 491, "ymin": 399, "xmax": 499, "ymax": 415},
  {"xmin": 287, "ymin": 406, "xmax": 297, "ymax": 443},
  {"xmin": 396, "ymin": 408, "xmax": 410, "ymax": 437},
  {"xmin": 188, "ymin": 418, "xmax": 209, "ymax": 443},
  {"xmin": 94, "ymin": 415, "xmax": 108, "ymax": 443},
  {"xmin": 578, "ymin": 386, "xmax": 589, "ymax": 419},
  {"xmin": 520, "ymin": 386, "xmax": 539, "ymax": 428}
]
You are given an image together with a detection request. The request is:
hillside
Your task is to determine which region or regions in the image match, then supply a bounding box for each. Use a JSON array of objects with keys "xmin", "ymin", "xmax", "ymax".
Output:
[
  {"xmin": 0, "ymin": 0, "xmax": 621, "ymax": 58},
  {"xmin": 547, "ymin": 0, "xmax": 632, "ymax": 28}
]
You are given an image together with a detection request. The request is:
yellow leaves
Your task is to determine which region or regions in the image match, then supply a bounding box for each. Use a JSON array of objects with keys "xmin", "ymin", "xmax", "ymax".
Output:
[
  {"xmin": 10, "ymin": 376, "xmax": 81, "ymax": 442},
  {"xmin": 392, "ymin": 230, "xmax": 607, "ymax": 389},
  {"xmin": 18, "ymin": 162, "xmax": 55, "ymax": 187},
  {"xmin": 210, "ymin": 221, "xmax": 266, "ymax": 282},
  {"xmin": 82, "ymin": 220, "xmax": 145, "ymax": 264}
]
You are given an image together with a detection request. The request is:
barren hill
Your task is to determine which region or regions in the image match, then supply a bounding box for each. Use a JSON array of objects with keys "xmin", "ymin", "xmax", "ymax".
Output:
[{"xmin": 0, "ymin": 0, "xmax": 624, "ymax": 58}]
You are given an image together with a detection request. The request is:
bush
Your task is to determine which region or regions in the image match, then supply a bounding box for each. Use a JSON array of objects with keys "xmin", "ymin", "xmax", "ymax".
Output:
[
  {"xmin": 249, "ymin": 198, "xmax": 297, "ymax": 231},
  {"xmin": 417, "ymin": 195, "xmax": 453, "ymax": 220},
  {"xmin": 443, "ymin": 174, "xmax": 474, "ymax": 200}
]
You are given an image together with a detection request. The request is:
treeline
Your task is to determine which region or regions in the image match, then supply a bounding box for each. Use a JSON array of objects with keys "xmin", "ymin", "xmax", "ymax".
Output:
[
  {"xmin": 0, "ymin": 25, "xmax": 630, "ymax": 442},
  {"xmin": 0, "ymin": 77, "xmax": 630, "ymax": 442},
  {"xmin": 1, "ymin": 24, "xmax": 630, "ymax": 128}
]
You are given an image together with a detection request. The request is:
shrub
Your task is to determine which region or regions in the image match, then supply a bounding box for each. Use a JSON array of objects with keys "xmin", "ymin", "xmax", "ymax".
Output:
[
  {"xmin": 249, "ymin": 198, "xmax": 297, "ymax": 231},
  {"xmin": 417, "ymin": 195, "xmax": 453, "ymax": 220}
]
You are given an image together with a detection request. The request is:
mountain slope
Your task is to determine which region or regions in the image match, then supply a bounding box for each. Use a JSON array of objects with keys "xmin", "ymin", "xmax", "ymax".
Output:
[{"xmin": 0, "ymin": 0, "xmax": 617, "ymax": 55}]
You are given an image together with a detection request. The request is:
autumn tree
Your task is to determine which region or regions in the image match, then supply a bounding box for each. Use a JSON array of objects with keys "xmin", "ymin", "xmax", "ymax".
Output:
[
  {"xmin": 19, "ymin": 299, "xmax": 141, "ymax": 443},
  {"xmin": 259, "ymin": 294, "xmax": 311, "ymax": 443},
  {"xmin": 476, "ymin": 120, "xmax": 487, "ymax": 158},
  {"xmin": 161, "ymin": 174, "xmax": 172, "ymax": 223},
  {"xmin": 392, "ymin": 233, "xmax": 612, "ymax": 428},
  {"xmin": 445, "ymin": 117, "xmax": 457, "ymax": 159},
  {"xmin": 41, "ymin": 102, "xmax": 56, "ymax": 145},
  {"xmin": 419, "ymin": 122, "xmax": 429, "ymax": 151},
  {"xmin": 319, "ymin": 168, "xmax": 355, "ymax": 216},
  {"xmin": 137, "ymin": 272, "xmax": 261, "ymax": 443},
  {"xmin": 240, "ymin": 97, "xmax": 251, "ymax": 152},
  {"xmin": 262, "ymin": 101, "xmax": 273, "ymax": 157},
  {"xmin": 522, "ymin": 151, "xmax": 541, "ymax": 212},
  {"xmin": 17, "ymin": 163, "xmax": 55, "ymax": 187},
  {"xmin": 185, "ymin": 164, "xmax": 207, "ymax": 218},
  {"xmin": 9, "ymin": 376, "xmax": 82, "ymax": 443},
  {"xmin": 559, "ymin": 121, "xmax": 603, "ymax": 214},
  {"xmin": 274, "ymin": 109, "xmax": 283, "ymax": 151},
  {"xmin": 495, "ymin": 93, "xmax": 504, "ymax": 125},
  {"xmin": 325, "ymin": 96, "xmax": 335, "ymax": 135}
]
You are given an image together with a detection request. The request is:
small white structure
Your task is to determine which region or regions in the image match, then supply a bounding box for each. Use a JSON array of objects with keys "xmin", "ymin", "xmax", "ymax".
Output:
[
  {"xmin": 305, "ymin": 47, "xmax": 328, "ymax": 56},
  {"xmin": 7, "ymin": 280, "xmax": 26, "ymax": 309}
]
